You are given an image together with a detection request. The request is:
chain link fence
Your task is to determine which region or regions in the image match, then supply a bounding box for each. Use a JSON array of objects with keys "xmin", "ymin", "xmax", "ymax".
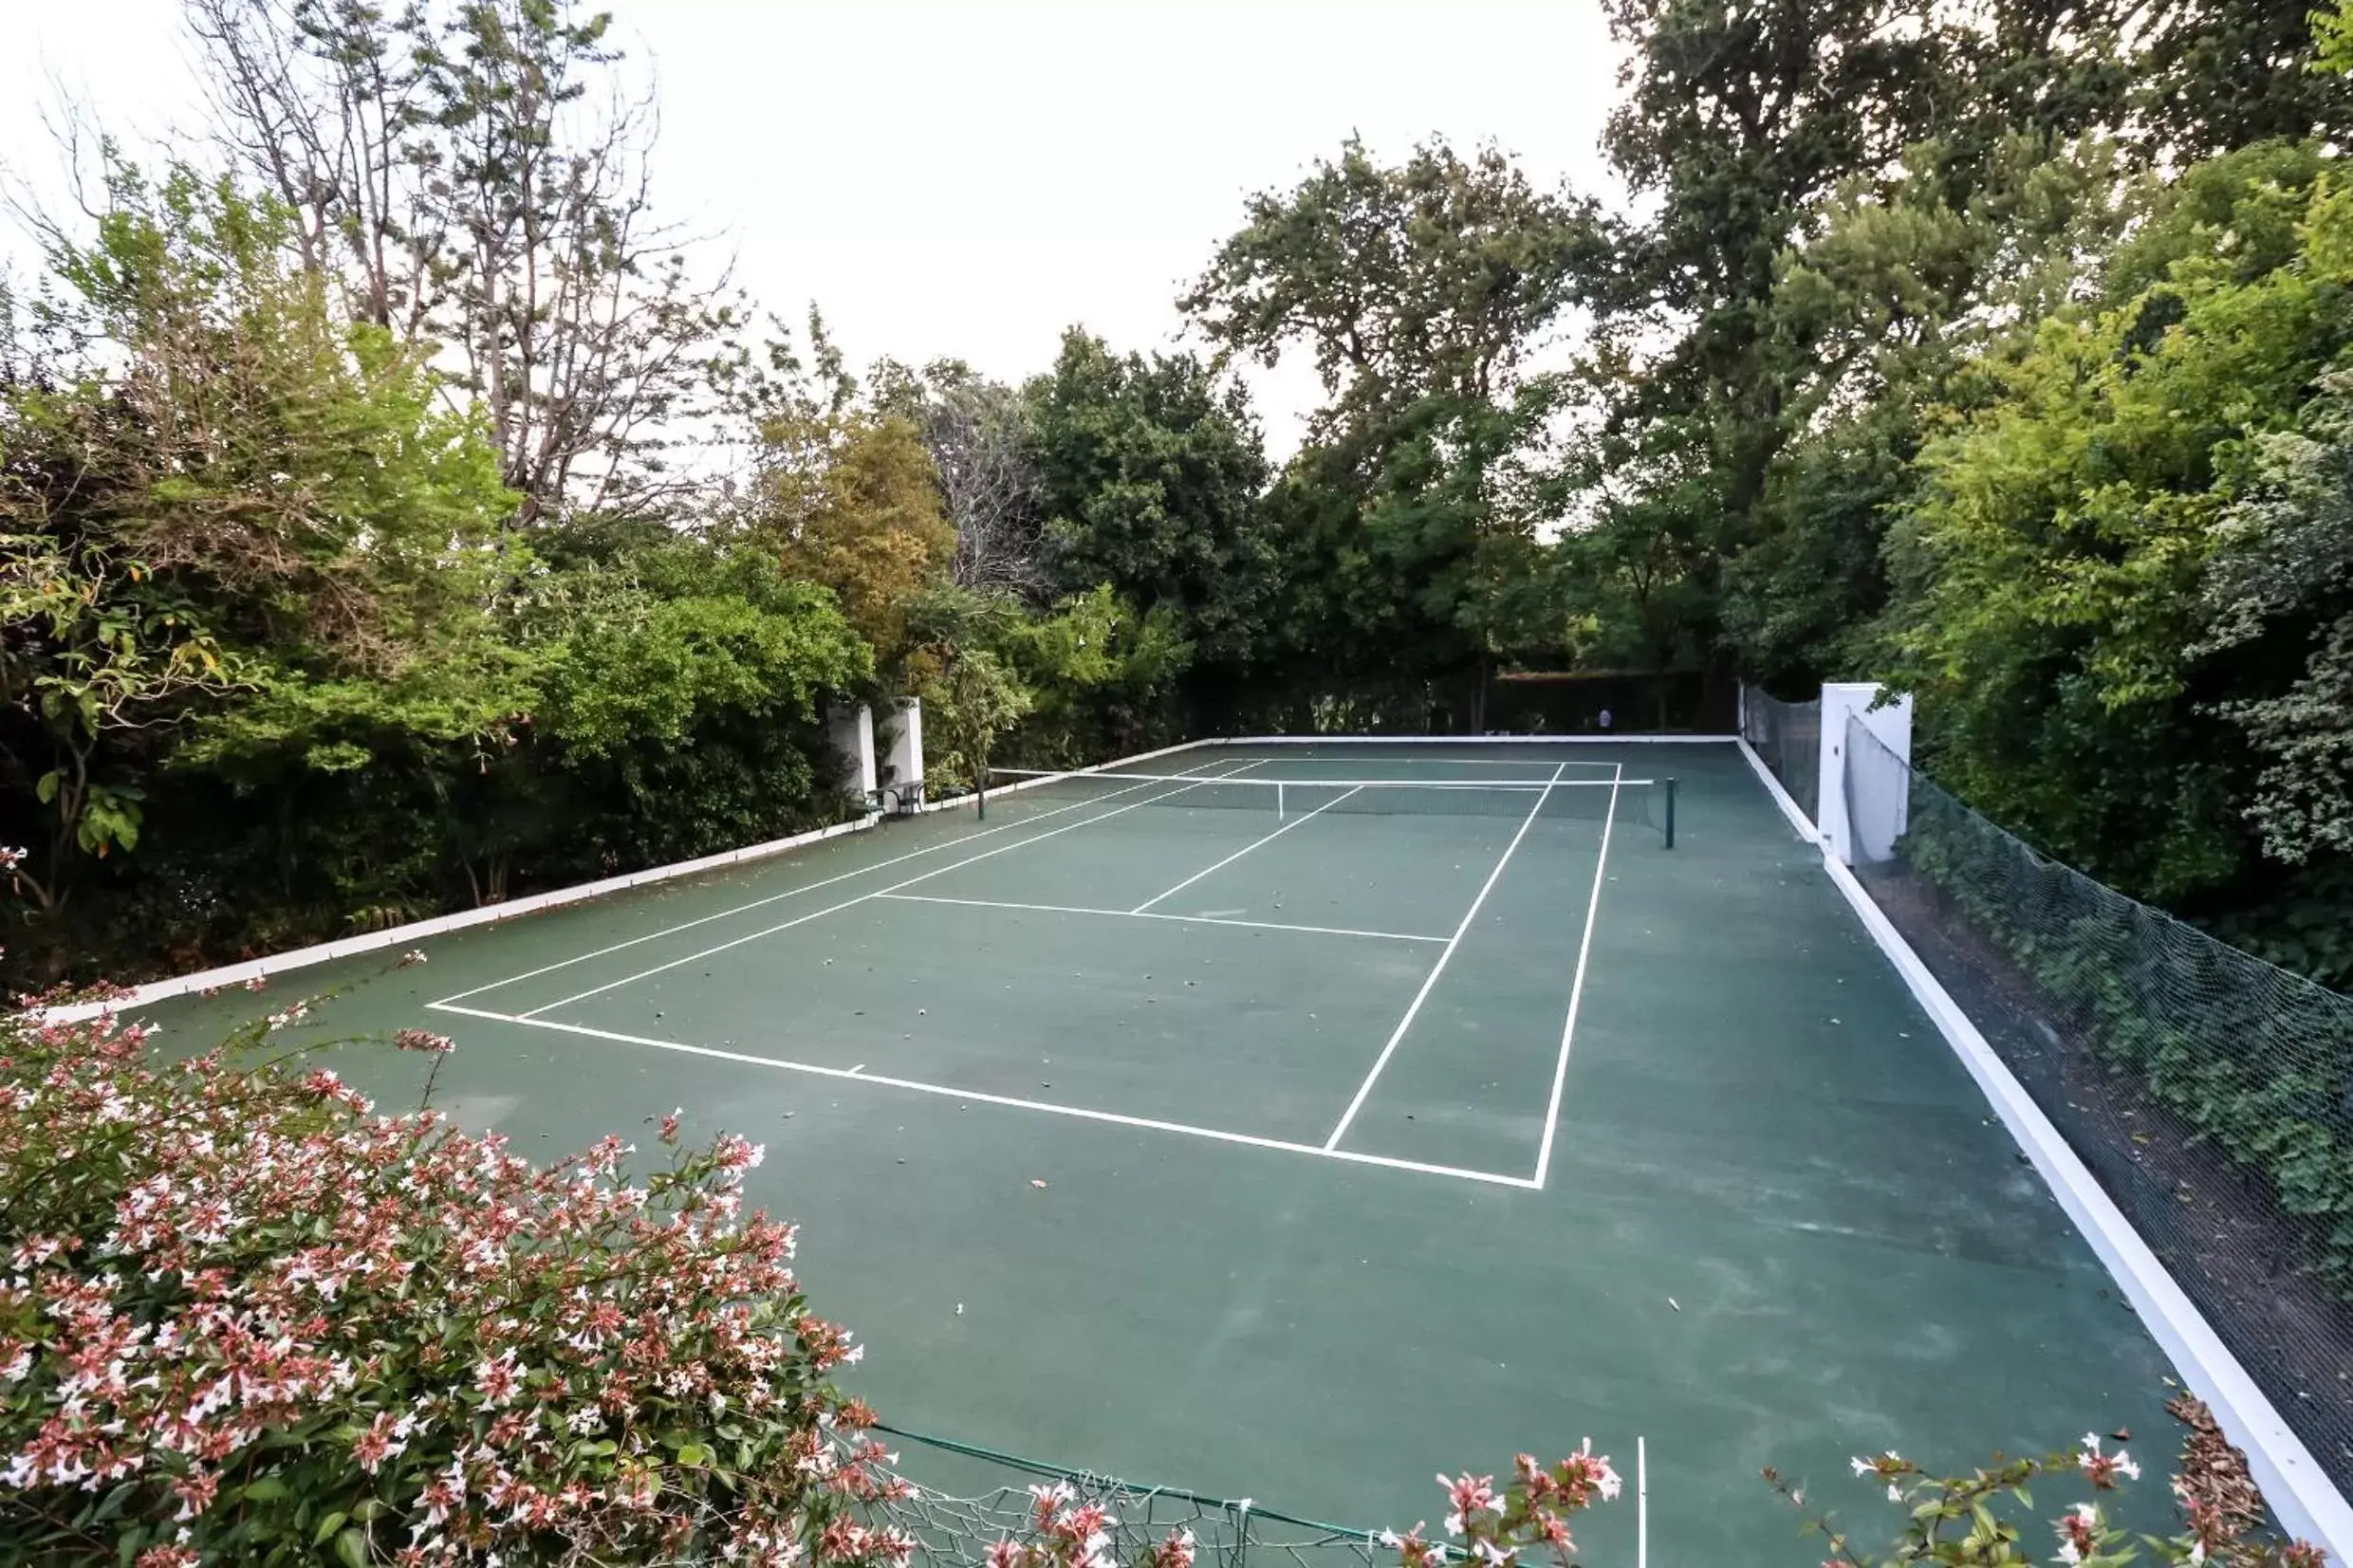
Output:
[
  {"xmin": 869, "ymin": 1427, "xmax": 1389, "ymax": 1568},
  {"xmin": 1739, "ymin": 686, "xmax": 1822, "ymax": 826},
  {"xmin": 1833, "ymin": 715, "xmax": 2353, "ymax": 1494}
]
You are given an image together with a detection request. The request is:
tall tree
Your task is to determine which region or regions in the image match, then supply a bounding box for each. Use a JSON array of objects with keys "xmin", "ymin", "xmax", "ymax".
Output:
[
  {"xmin": 187, "ymin": 0, "xmax": 742, "ymax": 525},
  {"xmin": 1025, "ymin": 330, "xmax": 1275, "ymax": 670},
  {"xmin": 1185, "ymin": 138, "xmax": 1600, "ymax": 720},
  {"xmin": 870, "ymin": 359, "xmax": 1049, "ymax": 600}
]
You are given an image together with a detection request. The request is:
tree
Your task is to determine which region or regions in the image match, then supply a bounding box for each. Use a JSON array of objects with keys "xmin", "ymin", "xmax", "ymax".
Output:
[
  {"xmin": 744, "ymin": 408, "xmax": 956, "ymax": 679},
  {"xmin": 2, "ymin": 163, "xmax": 519, "ymax": 919},
  {"xmin": 1025, "ymin": 331, "xmax": 1275, "ymax": 670},
  {"xmin": 1185, "ymin": 138, "xmax": 1600, "ymax": 427},
  {"xmin": 1879, "ymin": 143, "xmax": 2350, "ymax": 908},
  {"xmin": 188, "ymin": 0, "xmax": 744, "ymax": 525},
  {"xmin": 871, "ymin": 359, "xmax": 1049, "ymax": 600},
  {"xmin": 1184, "ymin": 139, "xmax": 1599, "ymax": 722}
]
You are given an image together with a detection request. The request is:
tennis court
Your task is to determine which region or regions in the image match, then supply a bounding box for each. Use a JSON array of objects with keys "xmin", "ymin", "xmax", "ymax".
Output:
[{"xmin": 125, "ymin": 740, "xmax": 2181, "ymax": 1564}]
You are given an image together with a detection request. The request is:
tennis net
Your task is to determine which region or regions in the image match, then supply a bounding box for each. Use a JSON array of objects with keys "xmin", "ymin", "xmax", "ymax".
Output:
[{"xmin": 981, "ymin": 767, "xmax": 1676, "ymax": 844}]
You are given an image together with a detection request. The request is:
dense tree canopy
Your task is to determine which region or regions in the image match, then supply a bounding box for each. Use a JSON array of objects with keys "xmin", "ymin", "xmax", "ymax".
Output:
[{"xmin": 8, "ymin": 0, "xmax": 2353, "ymax": 992}]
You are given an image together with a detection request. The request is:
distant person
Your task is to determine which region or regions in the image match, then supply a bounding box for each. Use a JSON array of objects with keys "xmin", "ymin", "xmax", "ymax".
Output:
[{"xmin": 1598, "ymin": 707, "xmax": 1614, "ymax": 732}]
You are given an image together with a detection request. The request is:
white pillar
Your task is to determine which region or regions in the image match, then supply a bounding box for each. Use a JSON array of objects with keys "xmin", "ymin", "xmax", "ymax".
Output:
[
  {"xmin": 1819, "ymin": 683, "xmax": 1913, "ymax": 865},
  {"xmin": 828, "ymin": 703, "xmax": 876, "ymax": 800},
  {"xmin": 880, "ymin": 698, "xmax": 924, "ymax": 800}
]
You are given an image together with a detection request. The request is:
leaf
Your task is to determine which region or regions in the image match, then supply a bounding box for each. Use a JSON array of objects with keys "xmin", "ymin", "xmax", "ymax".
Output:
[
  {"xmin": 336, "ymin": 1525, "xmax": 370, "ymax": 1568},
  {"xmin": 35, "ymin": 771, "xmax": 59, "ymax": 804},
  {"xmin": 242, "ymin": 1475, "xmax": 289, "ymax": 1502},
  {"xmin": 314, "ymin": 1510, "xmax": 349, "ymax": 1545}
]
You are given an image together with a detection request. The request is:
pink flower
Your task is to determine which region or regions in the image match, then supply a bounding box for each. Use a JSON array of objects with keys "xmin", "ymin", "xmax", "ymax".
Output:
[
  {"xmin": 171, "ymin": 1468, "xmax": 219, "ymax": 1520},
  {"xmin": 2055, "ymin": 1503, "xmax": 2101, "ymax": 1564},
  {"xmin": 393, "ymin": 1028, "xmax": 455, "ymax": 1056},
  {"xmin": 2077, "ymin": 1435, "xmax": 2140, "ymax": 1489},
  {"xmin": 1151, "ymin": 1527, "xmax": 1196, "ymax": 1568},
  {"xmin": 1440, "ymin": 1472, "xmax": 1499, "ymax": 1536},
  {"xmin": 475, "ymin": 1348, "xmax": 523, "ymax": 1407}
]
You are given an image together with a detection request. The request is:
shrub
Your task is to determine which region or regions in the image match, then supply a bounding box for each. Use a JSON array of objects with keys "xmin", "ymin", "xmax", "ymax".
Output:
[{"xmin": 0, "ymin": 966, "xmax": 908, "ymax": 1566}]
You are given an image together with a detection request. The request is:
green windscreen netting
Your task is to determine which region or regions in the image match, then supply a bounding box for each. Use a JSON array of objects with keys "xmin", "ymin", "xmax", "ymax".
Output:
[
  {"xmin": 1738, "ymin": 687, "xmax": 1820, "ymax": 826},
  {"xmin": 1831, "ymin": 714, "xmax": 2353, "ymax": 1493},
  {"xmin": 870, "ymin": 1427, "xmax": 1388, "ymax": 1568}
]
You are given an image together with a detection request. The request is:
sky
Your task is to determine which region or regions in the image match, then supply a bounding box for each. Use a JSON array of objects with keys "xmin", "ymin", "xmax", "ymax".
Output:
[{"xmin": 0, "ymin": 0, "xmax": 1629, "ymax": 456}]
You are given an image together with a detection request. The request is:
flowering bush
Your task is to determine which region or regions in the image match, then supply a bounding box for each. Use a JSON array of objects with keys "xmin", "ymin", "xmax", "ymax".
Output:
[
  {"xmin": 0, "ymin": 980, "xmax": 910, "ymax": 1566},
  {"xmin": 1764, "ymin": 1425, "xmax": 2325, "ymax": 1568}
]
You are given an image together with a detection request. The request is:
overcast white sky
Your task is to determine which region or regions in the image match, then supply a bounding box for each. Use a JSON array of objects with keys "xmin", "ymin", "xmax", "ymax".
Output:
[{"xmin": 0, "ymin": 0, "xmax": 1628, "ymax": 455}]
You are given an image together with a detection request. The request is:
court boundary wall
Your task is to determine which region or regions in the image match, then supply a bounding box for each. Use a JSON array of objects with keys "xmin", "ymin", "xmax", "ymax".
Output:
[{"xmin": 1733, "ymin": 738, "xmax": 2353, "ymax": 1561}]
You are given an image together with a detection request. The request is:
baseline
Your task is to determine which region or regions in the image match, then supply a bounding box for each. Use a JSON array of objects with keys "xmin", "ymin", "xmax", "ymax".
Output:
[
  {"xmin": 512, "ymin": 762, "xmax": 1270, "ymax": 1019},
  {"xmin": 1321, "ymin": 763, "xmax": 1569, "ymax": 1152},
  {"xmin": 873, "ymin": 890, "xmax": 1445, "ymax": 944},
  {"xmin": 1218, "ymin": 734, "xmax": 1736, "ymax": 746},
  {"xmin": 427, "ymin": 1003, "xmax": 1542, "ymax": 1190}
]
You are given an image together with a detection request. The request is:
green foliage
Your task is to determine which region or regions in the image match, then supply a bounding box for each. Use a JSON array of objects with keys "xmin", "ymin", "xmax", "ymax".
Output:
[
  {"xmin": 536, "ymin": 543, "xmax": 868, "ymax": 762},
  {"xmin": 1882, "ymin": 143, "xmax": 2352, "ymax": 903},
  {"xmin": 1027, "ymin": 331, "xmax": 1275, "ymax": 670},
  {"xmin": 999, "ymin": 586, "xmax": 1194, "ymax": 762},
  {"xmin": 1183, "ymin": 138, "xmax": 1597, "ymax": 723},
  {"xmin": 921, "ymin": 648, "xmax": 1034, "ymax": 796}
]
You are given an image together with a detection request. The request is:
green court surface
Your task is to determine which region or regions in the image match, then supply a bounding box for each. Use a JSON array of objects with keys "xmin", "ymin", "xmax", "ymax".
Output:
[{"xmin": 127, "ymin": 742, "xmax": 2179, "ymax": 1564}]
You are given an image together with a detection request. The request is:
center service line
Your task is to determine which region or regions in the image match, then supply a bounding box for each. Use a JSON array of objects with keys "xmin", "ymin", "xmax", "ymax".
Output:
[{"xmin": 1320, "ymin": 762, "xmax": 1568, "ymax": 1152}]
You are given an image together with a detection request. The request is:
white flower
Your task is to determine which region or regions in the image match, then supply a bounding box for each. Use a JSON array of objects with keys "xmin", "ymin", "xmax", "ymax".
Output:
[
  {"xmin": 1849, "ymin": 1456, "xmax": 1871, "ymax": 1476},
  {"xmin": 1886, "ymin": 1483, "xmax": 1902, "ymax": 1503}
]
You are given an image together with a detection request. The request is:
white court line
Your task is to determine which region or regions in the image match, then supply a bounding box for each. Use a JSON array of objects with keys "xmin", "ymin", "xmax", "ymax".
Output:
[
  {"xmin": 1130, "ymin": 786, "xmax": 1362, "ymax": 913},
  {"xmin": 875, "ymin": 891, "xmax": 1446, "ymax": 944},
  {"xmin": 514, "ymin": 762, "xmax": 1269, "ymax": 1019},
  {"xmin": 426, "ymin": 1003, "xmax": 1542, "ymax": 1190},
  {"xmin": 1530, "ymin": 764, "xmax": 1623, "ymax": 1189},
  {"xmin": 1637, "ymin": 1436, "xmax": 1648, "ymax": 1568},
  {"xmin": 1320, "ymin": 762, "xmax": 1569, "ymax": 1152},
  {"xmin": 1192, "ymin": 756, "xmax": 1621, "ymax": 771},
  {"xmin": 436, "ymin": 759, "xmax": 1254, "ymax": 1007}
]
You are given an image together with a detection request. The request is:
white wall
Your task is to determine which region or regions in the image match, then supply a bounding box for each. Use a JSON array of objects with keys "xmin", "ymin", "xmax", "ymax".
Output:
[
  {"xmin": 1818, "ymin": 683, "xmax": 1913, "ymax": 865},
  {"xmin": 829, "ymin": 704, "xmax": 877, "ymax": 799},
  {"xmin": 881, "ymin": 698, "xmax": 924, "ymax": 800}
]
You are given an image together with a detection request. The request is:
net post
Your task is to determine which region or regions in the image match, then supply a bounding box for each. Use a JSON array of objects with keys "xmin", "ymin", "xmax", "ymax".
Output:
[{"xmin": 1663, "ymin": 777, "xmax": 1677, "ymax": 849}]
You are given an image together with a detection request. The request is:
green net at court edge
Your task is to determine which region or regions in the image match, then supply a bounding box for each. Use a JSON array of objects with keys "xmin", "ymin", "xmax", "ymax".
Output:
[
  {"xmin": 1739, "ymin": 687, "xmax": 1820, "ymax": 825},
  {"xmin": 865, "ymin": 1426, "xmax": 1389, "ymax": 1568},
  {"xmin": 981, "ymin": 769, "xmax": 1677, "ymax": 845},
  {"xmin": 1832, "ymin": 714, "xmax": 2353, "ymax": 1494}
]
